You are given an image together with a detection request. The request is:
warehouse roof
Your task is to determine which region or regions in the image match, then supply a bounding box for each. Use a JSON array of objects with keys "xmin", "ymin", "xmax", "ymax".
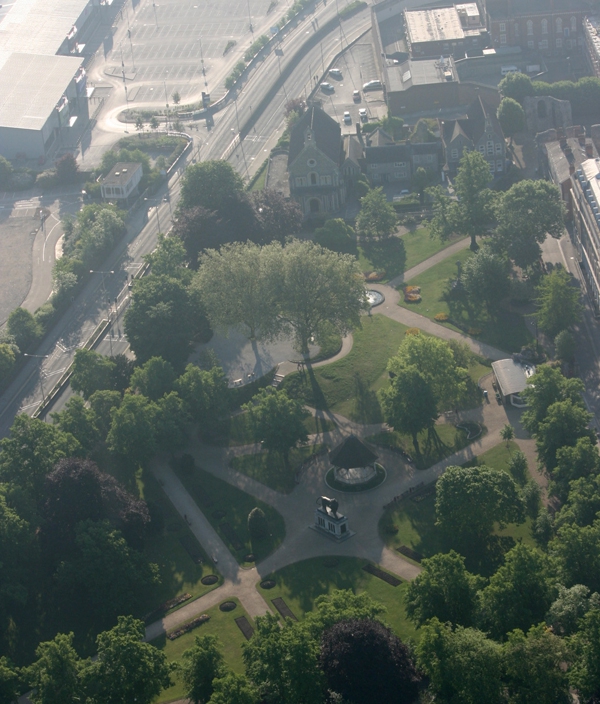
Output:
[
  {"xmin": 405, "ymin": 7, "xmax": 465, "ymax": 45},
  {"xmin": 0, "ymin": 52, "xmax": 82, "ymax": 129}
]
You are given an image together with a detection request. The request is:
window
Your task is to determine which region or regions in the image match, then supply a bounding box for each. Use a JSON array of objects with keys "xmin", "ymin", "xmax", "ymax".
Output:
[
  {"xmin": 369, "ymin": 163, "xmax": 378, "ymax": 170},
  {"xmin": 539, "ymin": 39, "xmax": 548, "ymax": 49},
  {"xmin": 496, "ymin": 142, "xmax": 503, "ymax": 153},
  {"xmin": 527, "ymin": 19, "xmax": 533, "ymax": 35},
  {"xmin": 571, "ymin": 16, "xmax": 577, "ymax": 32},
  {"xmin": 499, "ymin": 22, "xmax": 506, "ymax": 32},
  {"xmin": 496, "ymin": 159, "xmax": 503, "ymax": 171},
  {"xmin": 393, "ymin": 161, "xmax": 407, "ymax": 167},
  {"xmin": 489, "ymin": 162, "xmax": 495, "ymax": 173},
  {"xmin": 295, "ymin": 176, "xmax": 306, "ymax": 187},
  {"xmin": 556, "ymin": 17, "xmax": 562, "ymax": 34},
  {"xmin": 487, "ymin": 140, "xmax": 494, "ymax": 155},
  {"xmin": 320, "ymin": 175, "xmax": 332, "ymax": 185},
  {"xmin": 426, "ymin": 154, "xmax": 434, "ymax": 163},
  {"xmin": 542, "ymin": 18, "xmax": 548, "ymax": 34},
  {"xmin": 310, "ymin": 172, "xmax": 317, "ymax": 185},
  {"xmin": 564, "ymin": 27, "xmax": 570, "ymax": 37},
  {"xmin": 500, "ymin": 34, "xmax": 506, "ymax": 44},
  {"xmin": 479, "ymin": 144, "xmax": 485, "ymax": 154},
  {"xmin": 528, "ymin": 39, "xmax": 534, "ymax": 48},
  {"xmin": 556, "ymin": 37, "xmax": 563, "ymax": 47},
  {"xmin": 451, "ymin": 148, "xmax": 459, "ymax": 159},
  {"xmin": 394, "ymin": 172, "xmax": 405, "ymax": 180}
]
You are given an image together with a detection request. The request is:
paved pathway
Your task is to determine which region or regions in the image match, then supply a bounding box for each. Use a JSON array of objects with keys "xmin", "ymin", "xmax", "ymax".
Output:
[
  {"xmin": 144, "ymin": 238, "xmax": 514, "ymax": 643},
  {"xmin": 388, "ymin": 236, "xmax": 471, "ymax": 288}
]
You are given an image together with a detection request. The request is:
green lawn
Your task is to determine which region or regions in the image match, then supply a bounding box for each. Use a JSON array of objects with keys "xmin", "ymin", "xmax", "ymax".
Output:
[
  {"xmin": 280, "ymin": 315, "xmax": 409, "ymax": 423},
  {"xmin": 153, "ymin": 598, "xmax": 251, "ymax": 703},
  {"xmin": 356, "ymin": 227, "xmax": 463, "ymax": 283},
  {"xmin": 173, "ymin": 462, "xmax": 286, "ymax": 567},
  {"xmin": 257, "ymin": 556, "xmax": 418, "ymax": 644},
  {"xmin": 399, "ymin": 248, "xmax": 532, "ymax": 353},
  {"xmin": 379, "ymin": 441, "xmax": 535, "ymax": 573},
  {"xmin": 222, "ymin": 412, "xmax": 336, "ymax": 447},
  {"xmin": 367, "ymin": 420, "xmax": 486, "ymax": 470},
  {"xmin": 137, "ymin": 470, "xmax": 222, "ymax": 615},
  {"xmin": 248, "ymin": 160, "xmax": 268, "ymax": 191},
  {"xmin": 230, "ymin": 443, "xmax": 327, "ymax": 494}
]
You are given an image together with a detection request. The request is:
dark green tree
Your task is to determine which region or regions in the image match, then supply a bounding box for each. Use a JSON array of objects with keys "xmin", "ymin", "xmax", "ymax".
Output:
[
  {"xmin": 461, "ymin": 245, "xmax": 510, "ymax": 317},
  {"xmin": 55, "ymin": 153, "xmax": 79, "ymax": 184},
  {"xmin": 130, "ymin": 357, "xmax": 176, "ymax": 401},
  {"xmin": 106, "ymin": 394, "xmax": 157, "ymax": 467},
  {"xmin": 556, "ymin": 473, "xmax": 600, "ymax": 529},
  {"xmin": 498, "ymin": 71, "xmax": 534, "ymax": 103},
  {"xmin": 569, "ymin": 608, "xmax": 600, "ymax": 700},
  {"xmin": 550, "ymin": 519, "xmax": 600, "ymax": 592},
  {"xmin": 83, "ymin": 615, "xmax": 173, "ymax": 704},
  {"xmin": 124, "ymin": 275, "xmax": 195, "ymax": 369},
  {"xmin": 174, "ymin": 364, "xmax": 230, "ymax": 439},
  {"xmin": 144, "ymin": 233, "xmax": 190, "ymax": 280},
  {"xmin": 0, "ymin": 656, "xmax": 20, "ymax": 704},
  {"xmin": 179, "ymin": 160, "xmax": 244, "ymax": 213},
  {"xmin": 251, "ymin": 188, "xmax": 302, "ymax": 244},
  {"xmin": 313, "ymin": 218, "xmax": 357, "ymax": 255},
  {"xmin": 502, "ymin": 624, "xmax": 570, "ymax": 704},
  {"xmin": 207, "ymin": 673, "xmax": 258, "ymax": 704},
  {"xmin": 496, "ymin": 97, "xmax": 525, "ymax": 144},
  {"xmin": 7, "ymin": 307, "xmax": 41, "ymax": 353},
  {"xmin": 0, "ymin": 491, "xmax": 35, "ymax": 616},
  {"xmin": 319, "ymin": 619, "xmax": 420, "ymax": 704},
  {"xmin": 247, "ymin": 507, "xmax": 269, "ymax": 541},
  {"xmin": 546, "ymin": 584, "xmax": 600, "ymax": 636},
  {"xmin": 154, "ymin": 391, "xmax": 191, "ymax": 454},
  {"xmin": 88, "ymin": 389, "xmax": 121, "ymax": 442},
  {"xmin": 355, "ymin": 187, "xmax": 397, "ymax": 240},
  {"xmin": 243, "ymin": 388, "xmax": 308, "ymax": 466},
  {"xmin": 51, "ymin": 395, "xmax": 99, "ymax": 455},
  {"xmin": 25, "ymin": 632, "xmax": 83, "ymax": 704},
  {"xmin": 535, "ymin": 399, "xmax": 594, "ymax": 474},
  {"xmin": 379, "ymin": 366, "xmax": 438, "ymax": 460},
  {"xmin": 555, "ymin": 329, "xmax": 576, "ymax": 362},
  {"xmin": 0, "ymin": 344, "xmax": 15, "ymax": 386},
  {"xmin": 180, "ymin": 634, "xmax": 225, "ymax": 704},
  {"xmin": 435, "ymin": 465, "xmax": 525, "ymax": 547},
  {"xmin": 508, "ymin": 450, "xmax": 529, "ymax": 486},
  {"xmin": 70, "ymin": 349, "xmax": 116, "ymax": 400},
  {"xmin": 0, "ymin": 156, "xmax": 13, "ymax": 189},
  {"xmin": 496, "ymin": 180, "xmax": 565, "ymax": 269},
  {"xmin": 478, "ymin": 544, "xmax": 557, "ymax": 639},
  {"xmin": 405, "ymin": 550, "xmax": 483, "ymax": 627},
  {"xmin": 534, "ymin": 269, "xmax": 582, "ymax": 338},
  {"xmin": 416, "ymin": 618, "xmax": 503, "ymax": 704},
  {"xmin": 551, "ymin": 436, "xmax": 600, "ymax": 501}
]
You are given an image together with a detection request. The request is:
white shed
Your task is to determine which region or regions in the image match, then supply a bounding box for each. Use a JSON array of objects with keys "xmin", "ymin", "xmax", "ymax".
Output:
[{"xmin": 491, "ymin": 358, "xmax": 536, "ymax": 408}]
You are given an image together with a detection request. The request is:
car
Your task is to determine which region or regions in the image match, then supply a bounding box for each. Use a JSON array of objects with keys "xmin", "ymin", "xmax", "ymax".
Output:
[
  {"xmin": 329, "ymin": 68, "xmax": 343, "ymax": 79},
  {"xmin": 362, "ymin": 79, "xmax": 383, "ymax": 91},
  {"xmin": 353, "ymin": 89, "xmax": 361, "ymax": 102},
  {"xmin": 320, "ymin": 82, "xmax": 335, "ymax": 93},
  {"xmin": 358, "ymin": 108, "xmax": 368, "ymax": 121},
  {"xmin": 343, "ymin": 111, "xmax": 351, "ymax": 124}
]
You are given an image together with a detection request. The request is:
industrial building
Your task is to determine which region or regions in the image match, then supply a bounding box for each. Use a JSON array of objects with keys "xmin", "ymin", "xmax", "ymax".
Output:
[
  {"xmin": 0, "ymin": 0, "xmax": 101, "ymax": 161},
  {"xmin": 404, "ymin": 5, "xmax": 486, "ymax": 59}
]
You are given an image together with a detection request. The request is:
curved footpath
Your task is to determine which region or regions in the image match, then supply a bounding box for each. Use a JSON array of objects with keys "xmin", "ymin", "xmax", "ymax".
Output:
[{"xmin": 145, "ymin": 239, "xmax": 513, "ymax": 642}]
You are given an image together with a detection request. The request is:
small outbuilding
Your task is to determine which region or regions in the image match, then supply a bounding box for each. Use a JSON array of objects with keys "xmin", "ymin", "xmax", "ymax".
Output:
[
  {"xmin": 101, "ymin": 162, "xmax": 143, "ymax": 204},
  {"xmin": 491, "ymin": 358, "xmax": 536, "ymax": 408},
  {"xmin": 329, "ymin": 434, "xmax": 379, "ymax": 486}
]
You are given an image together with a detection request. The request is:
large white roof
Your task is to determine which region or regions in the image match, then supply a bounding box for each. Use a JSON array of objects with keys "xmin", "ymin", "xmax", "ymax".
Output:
[
  {"xmin": 492, "ymin": 359, "xmax": 535, "ymax": 398},
  {"xmin": 405, "ymin": 7, "xmax": 465, "ymax": 45}
]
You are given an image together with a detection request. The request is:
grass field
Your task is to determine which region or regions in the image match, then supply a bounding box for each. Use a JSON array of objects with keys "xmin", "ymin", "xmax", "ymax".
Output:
[
  {"xmin": 223, "ymin": 412, "xmax": 336, "ymax": 447},
  {"xmin": 379, "ymin": 441, "xmax": 534, "ymax": 573},
  {"xmin": 257, "ymin": 556, "xmax": 418, "ymax": 644},
  {"xmin": 153, "ymin": 598, "xmax": 251, "ymax": 703},
  {"xmin": 356, "ymin": 227, "xmax": 463, "ymax": 282},
  {"xmin": 367, "ymin": 420, "xmax": 486, "ymax": 470},
  {"xmin": 230, "ymin": 443, "xmax": 328, "ymax": 493},
  {"xmin": 173, "ymin": 463, "xmax": 286, "ymax": 566},
  {"xmin": 399, "ymin": 248, "xmax": 532, "ymax": 353}
]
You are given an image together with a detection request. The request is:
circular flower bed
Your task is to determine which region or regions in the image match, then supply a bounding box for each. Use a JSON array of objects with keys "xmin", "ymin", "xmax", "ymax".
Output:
[
  {"xmin": 201, "ymin": 575, "xmax": 218, "ymax": 586},
  {"xmin": 260, "ymin": 579, "xmax": 276, "ymax": 590},
  {"xmin": 219, "ymin": 601, "xmax": 237, "ymax": 612}
]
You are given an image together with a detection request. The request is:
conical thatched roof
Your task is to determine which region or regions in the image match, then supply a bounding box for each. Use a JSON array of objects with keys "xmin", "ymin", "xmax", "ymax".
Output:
[{"xmin": 329, "ymin": 434, "xmax": 378, "ymax": 469}]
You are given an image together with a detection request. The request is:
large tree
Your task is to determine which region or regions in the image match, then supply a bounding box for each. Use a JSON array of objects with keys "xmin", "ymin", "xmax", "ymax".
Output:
[
  {"xmin": 551, "ymin": 436, "xmax": 600, "ymax": 501},
  {"xmin": 7, "ymin": 307, "xmax": 41, "ymax": 353},
  {"xmin": 379, "ymin": 365, "xmax": 438, "ymax": 460},
  {"xmin": 243, "ymin": 388, "xmax": 308, "ymax": 466},
  {"xmin": 550, "ymin": 519, "xmax": 600, "ymax": 593},
  {"xmin": 355, "ymin": 187, "xmax": 397, "ymax": 240},
  {"xmin": 428, "ymin": 150, "xmax": 495, "ymax": 251},
  {"xmin": 106, "ymin": 394, "xmax": 158, "ymax": 467},
  {"xmin": 180, "ymin": 634, "xmax": 225, "ymax": 704},
  {"xmin": 171, "ymin": 206, "xmax": 226, "ymax": 269},
  {"xmin": 207, "ymin": 673, "xmax": 258, "ymax": 704},
  {"xmin": 498, "ymin": 71, "xmax": 534, "ymax": 103},
  {"xmin": 533, "ymin": 268, "xmax": 582, "ymax": 338},
  {"xmin": 0, "ymin": 491, "xmax": 35, "ymax": 617},
  {"xmin": 252, "ymin": 189, "xmax": 302, "ymax": 244},
  {"xmin": 70, "ymin": 349, "xmax": 116, "ymax": 400},
  {"xmin": 502, "ymin": 624, "xmax": 570, "ymax": 704},
  {"xmin": 319, "ymin": 618, "xmax": 420, "ymax": 704},
  {"xmin": 82, "ymin": 615, "xmax": 173, "ymax": 704},
  {"xmin": 0, "ymin": 656, "xmax": 20, "ymax": 704},
  {"xmin": 535, "ymin": 399, "xmax": 594, "ymax": 474},
  {"xmin": 496, "ymin": 180, "xmax": 565, "ymax": 269},
  {"xmin": 154, "ymin": 391, "xmax": 191, "ymax": 454},
  {"xmin": 496, "ymin": 97, "xmax": 525, "ymax": 144},
  {"xmin": 25, "ymin": 632, "xmax": 83, "ymax": 704},
  {"xmin": 405, "ymin": 550, "xmax": 483, "ymax": 627},
  {"xmin": 416, "ymin": 618, "xmax": 503, "ymax": 704},
  {"xmin": 130, "ymin": 357, "xmax": 176, "ymax": 401},
  {"xmin": 313, "ymin": 218, "xmax": 357, "ymax": 255},
  {"xmin": 461, "ymin": 245, "xmax": 510, "ymax": 317},
  {"xmin": 124, "ymin": 275, "xmax": 195, "ymax": 369},
  {"xmin": 174, "ymin": 364, "xmax": 230, "ymax": 439},
  {"xmin": 547, "ymin": 584, "xmax": 600, "ymax": 636},
  {"xmin": 570, "ymin": 608, "xmax": 600, "ymax": 701},
  {"xmin": 144, "ymin": 233, "xmax": 190, "ymax": 280},
  {"xmin": 556, "ymin": 473, "xmax": 600, "ymax": 529},
  {"xmin": 435, "ymin": 465, "xmax": 525, "ymax": 546},
  {"xmin": 51, "ymin": 395, "xmax": 99, "ymax": 455},
  {"xmin": 276, "ymin": 240, "xmax": 366, "ymax": 355},
  {"xmin": 179, "ymin": 160, "xmax": 244, "ymax": 213},
  {"xmin": 478, "ymin": 544, "xmax": 557, "ymax": 639},
  {"xmin": 195, "ymin": 242, "xmax": 280, "ymax": 341}
]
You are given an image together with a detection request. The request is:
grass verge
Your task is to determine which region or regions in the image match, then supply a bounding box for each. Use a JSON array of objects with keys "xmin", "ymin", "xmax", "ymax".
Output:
[{"xmin": 173, "ymin": 463, "xmax": 286, "ymax": 567}]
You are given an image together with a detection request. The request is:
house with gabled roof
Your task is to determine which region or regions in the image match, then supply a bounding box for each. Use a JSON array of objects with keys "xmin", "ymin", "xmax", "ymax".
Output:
[
  {"xmin": 287, "ymin": 106, "xmax": 347, "ymax": 218},
  {"xmin": 440, "ymin": 93, "xmax": 506, "ymax": 175}
]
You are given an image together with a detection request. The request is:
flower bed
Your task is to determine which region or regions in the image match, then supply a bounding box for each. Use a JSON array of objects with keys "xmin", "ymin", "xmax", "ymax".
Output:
[
  {"xmin": 167, "ymin": 613, "xmax": 210, "ymax": 640},
  {"xmin": 405, "ymin": 327, "xmax": 421, "ymax": 336},
  {"xmin": 434, "ymin": 312, "xmax": 449, "ymax": 322},
  {"xmin": 364, "ymin": 270, "xmax": 386, "ymax": 282},
  {"xmin": 404, "ymin": 285, "xmax": 421, "ymax": 293},
  {"xmin": 144, "ymin": 593, "xmax": 191, "ymax": 622},
  {"xmin": 404, "ymin": 293, "xmax": 421, "ymax": 303}
]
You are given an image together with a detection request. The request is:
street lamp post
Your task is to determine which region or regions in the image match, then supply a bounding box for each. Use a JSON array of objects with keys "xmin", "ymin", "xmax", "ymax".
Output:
[
  {"xmin": 90, "ymin": 269, "xmax": 115, "ymax": 356},
  {"xmin": 23, "ymin": 353, "xmax": 49, "ymax": 414}
]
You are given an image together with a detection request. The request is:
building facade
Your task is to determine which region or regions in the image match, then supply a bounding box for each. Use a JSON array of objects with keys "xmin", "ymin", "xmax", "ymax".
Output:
[
  {"xmin": 101, "ymin": 162, "xmax": 143, "ymax": 203},
  {"xmin": 486, "ymin": 0, "xmax": 587, "ymax": 56}
]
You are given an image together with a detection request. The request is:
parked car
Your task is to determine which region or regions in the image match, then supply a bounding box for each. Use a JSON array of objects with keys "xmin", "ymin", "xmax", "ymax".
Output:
[
  {"xmin": 329, "ymin": 68, "xmax": 343, "ymax": 79},
  {"xmin": 358, "ymin": 108, "xmax": 368, "ymax": 121},
  {"xmin": 320, "ymin": 82, "xmax": 335, "ymax": 93},
  {"xmin": 363, "ymin": 79, "xmax": 383, "ymax": 91},
  {"xmin": 343, "ymin": 111, "xmax": 351, "ymax": 124},
  {"xmin": 353, "ymin": 89, "xmax": 361, "ymax": 102}
]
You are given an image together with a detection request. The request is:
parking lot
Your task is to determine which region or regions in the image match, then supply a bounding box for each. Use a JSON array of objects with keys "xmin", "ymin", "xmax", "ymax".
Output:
[{"xmin": 317, "ymin": 34, "xmax": 388, "ymax": 134}]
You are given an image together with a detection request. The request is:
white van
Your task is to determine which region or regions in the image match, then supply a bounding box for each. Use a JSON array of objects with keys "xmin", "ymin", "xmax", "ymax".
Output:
[{"xmin": 501, "ymin": 65, "xmax": 519, "ymax": 76}]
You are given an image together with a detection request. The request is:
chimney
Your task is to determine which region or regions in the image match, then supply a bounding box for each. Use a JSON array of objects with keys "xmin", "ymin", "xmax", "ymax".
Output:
[{"xmin": 586, "ymin": 141, "xmax": 594, "ymax": 158}]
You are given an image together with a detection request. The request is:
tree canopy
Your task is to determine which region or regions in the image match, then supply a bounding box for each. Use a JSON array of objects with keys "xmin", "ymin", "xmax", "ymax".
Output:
[
  {"xmin": 355, "ymin": 188, "xmax": 397, "ymax": 240},
  {"xmin": 496, "ymin": 97, "xmax": 525, "ymax": 143},
  {"xmin": 179, "ymin": 160, "xmax": 244, "ymax": 213},
  {"xmin": 533, "ymin": 268, "xmax": 582, "ymax": 338}
]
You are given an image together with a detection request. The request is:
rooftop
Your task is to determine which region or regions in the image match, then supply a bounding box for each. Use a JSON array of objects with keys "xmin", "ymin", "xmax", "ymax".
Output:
[
  {"xmin": 487, "ymin": 0, "xmax": 587, "ymax": 19},
  {"xmin": 102, "ymin": 162, "xmax": 143, "ymax": 187},
  {"xmin": 387, "ymin": 57, "xmax": 457, "ymax": 93},
  {"xmin": 404, "ymin": 7, "xmax": 465, "ymax": 45},
  {"xmin": 0, "ymin": 52, "xmax": 82, "ymax": 129},
  {"xmin": 545, "ymin": 136, "xmax": 594, "ymax": 185},
  {"xmin": 288, "ymin": 106, "xmax": 342, "ymax": 167},
  {"xmin": 492, "ymin": 359, "xmax": 535, "ymax": 398}
]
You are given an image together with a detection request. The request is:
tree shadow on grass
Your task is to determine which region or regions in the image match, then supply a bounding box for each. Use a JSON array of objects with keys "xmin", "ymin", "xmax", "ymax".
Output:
[
  {"xmin": 361, "ymin": 237, "xmax": 406, "ymax": 277},
  {"xmin": 352, "ymin": 373, "xmax": 383, "ymax": 423}
]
